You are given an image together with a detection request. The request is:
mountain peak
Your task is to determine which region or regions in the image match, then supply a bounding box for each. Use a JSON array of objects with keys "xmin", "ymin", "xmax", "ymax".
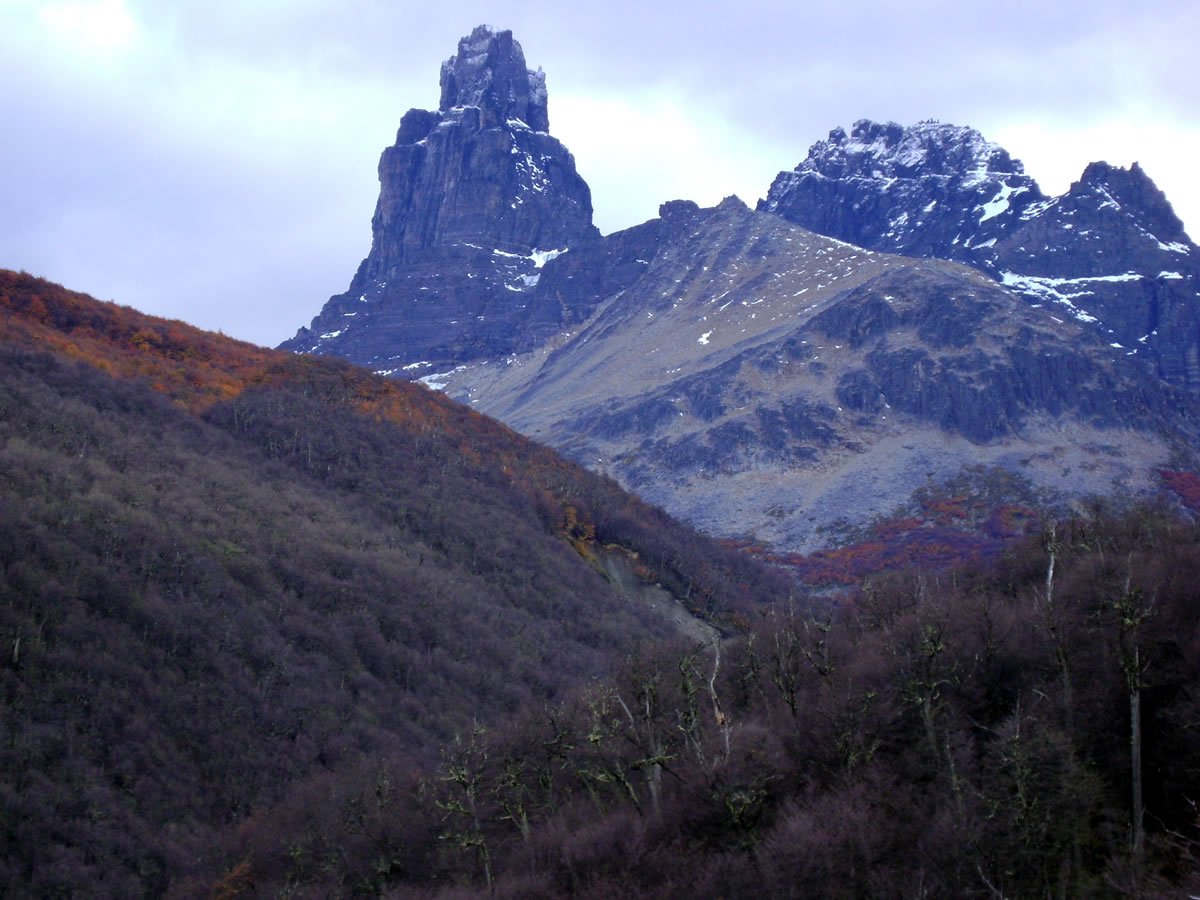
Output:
[
  {"xmin": 281, "ymin": 25, "xmax": 597, "ymax": 370},
  {"xmin": 1073, "ymin": 160, "xmax": 1190, "ymax": 244},
  {"xmin": 762, "ymin": 121, "xmax": 1200, "ymax": 391},
  {"xmin": 801, "ymin": 119, "xmax": 1025, "ymax": 183},
  {"xmin": 438, "ymin": 25, "xmax": 549, "ymax": 131},
  {"xmin": 760, "ymin": 119, "xmax": 1044, "ymax": 268}
]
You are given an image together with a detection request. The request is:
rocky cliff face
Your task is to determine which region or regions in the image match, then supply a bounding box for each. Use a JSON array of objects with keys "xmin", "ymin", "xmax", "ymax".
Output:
[
  {"xmin": 280, "ymin": 26, "xmax": 599, "ymax": 371},
  {"xmin": 761, "ymin": 120, "xmax": 1200, "ymax": 389}
]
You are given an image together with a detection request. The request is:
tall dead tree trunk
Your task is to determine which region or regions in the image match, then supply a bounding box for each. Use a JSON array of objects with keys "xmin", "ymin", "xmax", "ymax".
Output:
[{"xmin": 1114, "ymin": 566, "xmax": 1152, "ymax": 863}]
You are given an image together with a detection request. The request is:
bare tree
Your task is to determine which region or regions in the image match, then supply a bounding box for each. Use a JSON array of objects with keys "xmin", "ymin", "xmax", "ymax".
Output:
[
  {"xmin": 432, "ymin": 723, "xmax": 493, "ymax": 889},
  {"xmin": 1113, "ymin": 565, "xmax": 1154, "ymax": 862}
]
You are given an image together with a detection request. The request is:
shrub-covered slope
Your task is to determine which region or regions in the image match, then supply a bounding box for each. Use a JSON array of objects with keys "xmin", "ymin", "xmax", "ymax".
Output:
[
  {"xmin": 217, "ymin": 509, "xmax": 1200, "ymax": 898},
  {"xmin": 0, "ymin": 270, "xmax": 790, "ymax": 893}
]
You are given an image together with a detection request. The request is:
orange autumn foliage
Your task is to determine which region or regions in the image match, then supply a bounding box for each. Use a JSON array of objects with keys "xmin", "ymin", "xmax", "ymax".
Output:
[
  {"xmin": 2, "ymin": 269, "xmax": 769, "ymax": 620},
  {"xmin": 0, "ymin": 270, "xmax": 275, "ymax": 411},
  {"xmin": 0, "ymin": 269, "xmax": 545, "ymax": 473}
]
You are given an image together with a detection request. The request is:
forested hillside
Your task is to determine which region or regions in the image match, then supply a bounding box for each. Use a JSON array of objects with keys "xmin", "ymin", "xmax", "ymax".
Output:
[
  {"xmin": 213, "ymin": 511, "xmax": 1200, "ymax": 897},
  {"xmin": 0, "ymin": 270, "xmax": 788, "ymax": 893},
  {"xmin": 3, "ymin": 270, "xmax": 1199, "ymax": 896}
]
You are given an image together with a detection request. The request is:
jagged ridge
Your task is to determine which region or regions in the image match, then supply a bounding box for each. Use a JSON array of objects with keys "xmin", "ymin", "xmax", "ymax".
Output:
[
  {"xmin": 761, "ymin": 119, "xmax": 1200, "ymax": 389},
  {"xmin": 441, "ymin": 197, "xmax": 1200, "ymax": 554}
]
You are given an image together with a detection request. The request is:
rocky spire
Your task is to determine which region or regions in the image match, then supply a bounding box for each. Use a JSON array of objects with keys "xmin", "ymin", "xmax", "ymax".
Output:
[
  {"xmin": 438, "ymin": 25, "xmax": 550, "ymax": 131},
  {"xmin": 280, "ymin": 26, "xmax": 597, "ymax": 372}
]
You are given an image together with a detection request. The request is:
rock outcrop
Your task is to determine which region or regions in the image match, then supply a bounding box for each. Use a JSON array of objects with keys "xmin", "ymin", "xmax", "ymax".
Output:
[
  {"xmin": 761, "ymin": 119, "xmax": 1200, "ymax": 389},
  {"xmin": 281, "ymin": 26, "xmax": 599, "ymax": 372}
]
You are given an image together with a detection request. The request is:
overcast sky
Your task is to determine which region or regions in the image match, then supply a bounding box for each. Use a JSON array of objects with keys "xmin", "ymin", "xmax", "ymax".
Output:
[{"xmin": 3, "ymin": 0, "xmax": 1197, "ymax": 348}]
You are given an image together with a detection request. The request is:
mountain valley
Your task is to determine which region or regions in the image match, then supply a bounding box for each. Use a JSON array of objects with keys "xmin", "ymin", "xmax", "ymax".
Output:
[
  {"xmin": 0, "ymin": 269, "xmax": 784, "ymax": 892},
  {"xmin": 6, "ymin": 23, "xmax": 1200, "ymax": 896}
]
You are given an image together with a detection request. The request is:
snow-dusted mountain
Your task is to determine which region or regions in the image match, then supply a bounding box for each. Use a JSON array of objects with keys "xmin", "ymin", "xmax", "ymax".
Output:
[
  {"xmin": 761, "ymin": 120, "xmax": 1044, "ymax": 262},
  {"xmin": 440, "ymin": 196, "xmax": 1196, "ymax": 552},
  {"xmin": 283, "ymin": 33, "xmax": 1200, "ymax": 555},
  {"xmin": 761, "ymin": 120, "xmax": 1200, "ymax": 388}
]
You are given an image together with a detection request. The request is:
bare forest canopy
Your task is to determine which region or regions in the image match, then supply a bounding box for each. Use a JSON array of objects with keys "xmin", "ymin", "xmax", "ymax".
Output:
[{"xmin": 0, "ymin": 270, "xmax": 786, "ymax": 892}]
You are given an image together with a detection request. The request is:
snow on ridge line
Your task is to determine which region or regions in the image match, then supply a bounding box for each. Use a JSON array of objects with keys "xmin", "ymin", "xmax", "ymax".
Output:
[
  {"xmin": 1020, "ymin": 199, "xmax": 1055, "ymax": 221},
  {"xmin": 1002, "ymin": 272, "xmax": 1143, "ymax": 288},
  {"xmin": 492, "ymin": 246, "xmax": 570, "ymax": 267},
  {"xmin": 1092, "ymin": 185, "xmax": 1122, "ymax": 213},
  {"xmin": 418, "ymin": 365, "xmax": 468, "ymax": 392},
  {"xmin": 816, "ymin": 233, "xmax": 877, "ymax": 255},
  {"xmin": 978, "ymin": 182, "xmax": 1028, "ymax": 223},
  {"xmin": 530, "ymin": 247, "xmax": 568, "ymax": 268},
  {"xmin": 999, "ymin": 272, "xmax": 1102, "ymax": 324}
]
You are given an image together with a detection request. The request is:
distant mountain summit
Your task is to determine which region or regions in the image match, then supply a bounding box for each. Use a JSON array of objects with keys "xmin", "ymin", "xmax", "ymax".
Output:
[
  {"xmin": 759, "ymin": 120, "xmax": 1045, "ymax": 261},
  {"xmin": 281, "ymin": 26, "xmax": 599, "ymax": 371},
  {"xmin": 761, "ymin": 119, "xmax": 1200, "ymax": 388}
]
